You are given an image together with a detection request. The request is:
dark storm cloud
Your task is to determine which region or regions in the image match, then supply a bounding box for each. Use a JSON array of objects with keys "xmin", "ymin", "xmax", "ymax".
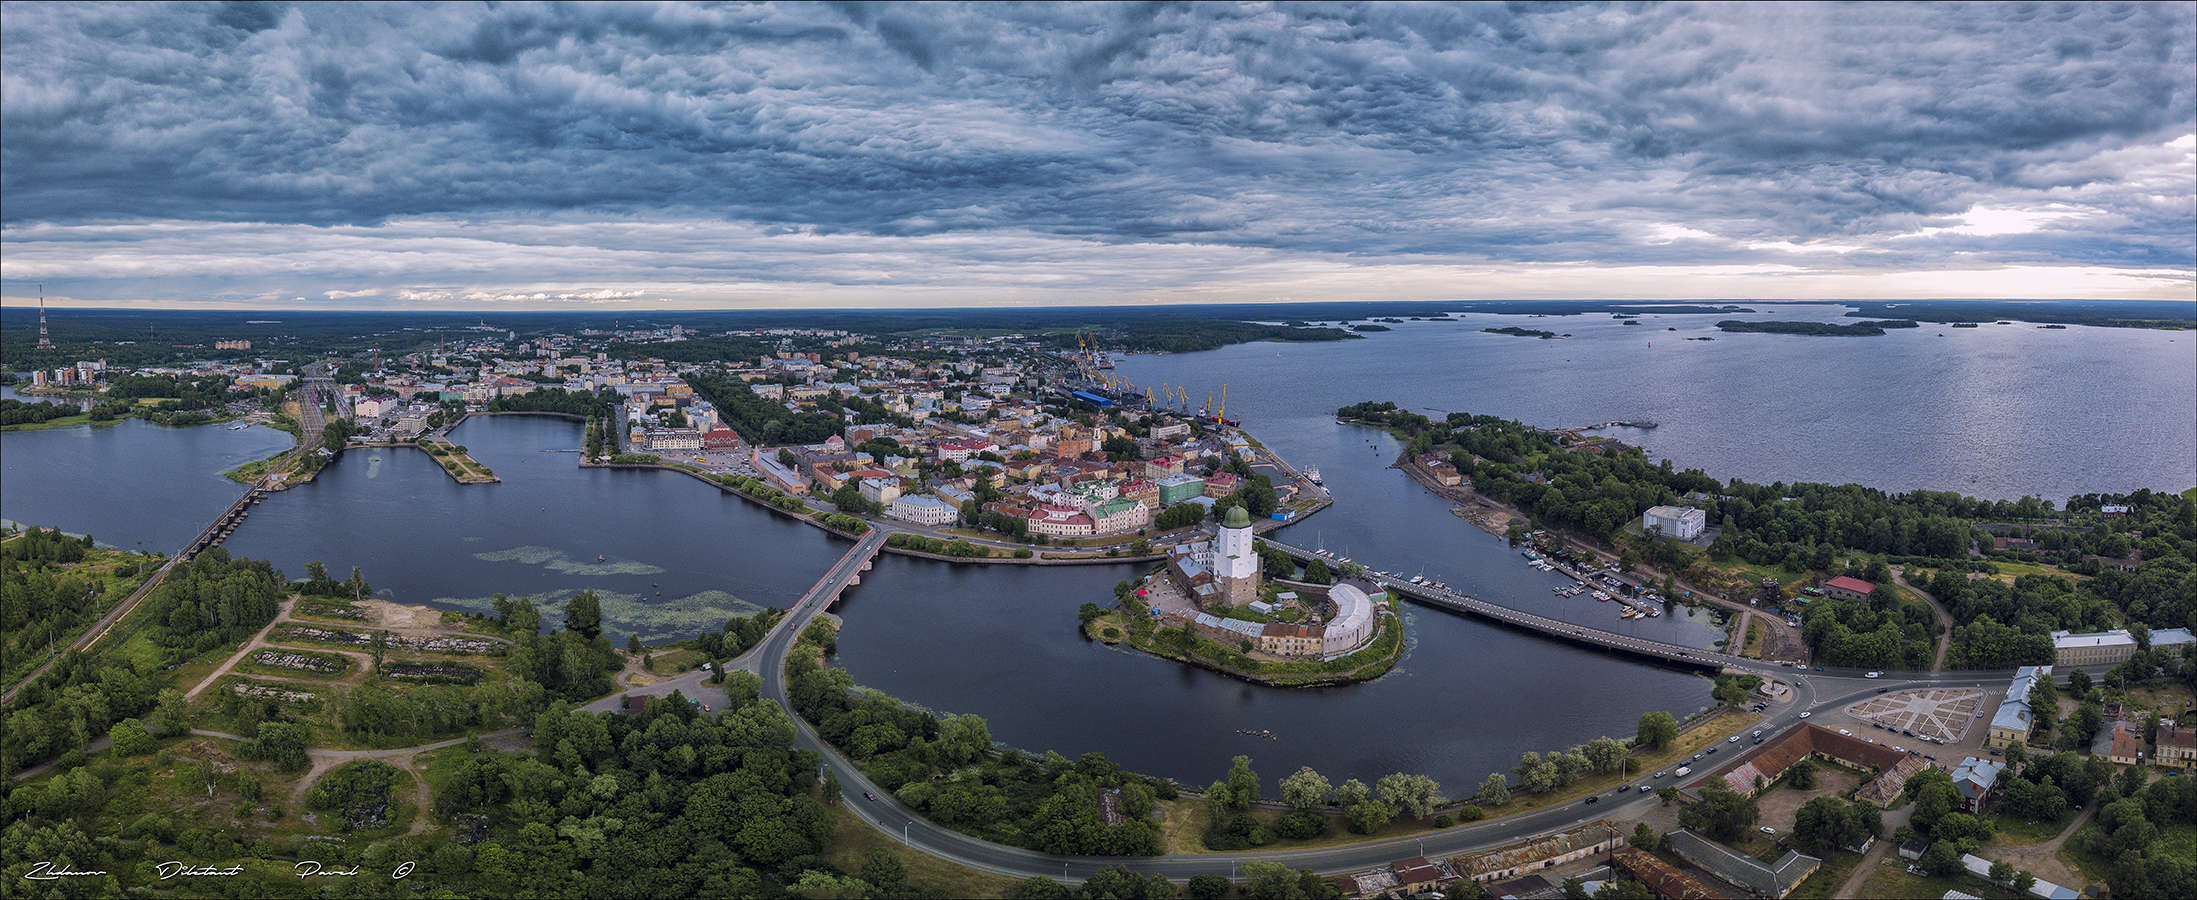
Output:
[{"xmin": 1, "ymin": 1, "xmax": 2191, "ymax": 305}]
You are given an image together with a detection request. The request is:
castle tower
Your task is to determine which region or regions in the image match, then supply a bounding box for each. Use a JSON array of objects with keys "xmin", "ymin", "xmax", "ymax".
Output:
[{"xmin": 1211, "ymin": 505, "xmax": 1261, "ymax": 606}]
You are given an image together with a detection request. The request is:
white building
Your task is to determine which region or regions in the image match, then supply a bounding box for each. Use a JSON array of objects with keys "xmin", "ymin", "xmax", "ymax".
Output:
[
  {"xmin": 1323, "ymin": 581, "xmax": 1379, "ymax": 657},
  {"xmin": 858, "ymin": 476, "xmax": 903, "ymax": 507},
  {"xmin": 1643, "ymin": 505, "xmax": 1706, "ymax": 540},
  {"xmin": 885, "ymin": 495, "xmax": 957, "ymax": 526}
]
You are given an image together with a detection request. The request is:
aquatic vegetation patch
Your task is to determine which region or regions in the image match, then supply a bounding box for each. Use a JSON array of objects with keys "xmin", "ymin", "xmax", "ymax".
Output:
[{"xmin": 472, "ymin": 544, "xmax": 666, "ymax": 576}]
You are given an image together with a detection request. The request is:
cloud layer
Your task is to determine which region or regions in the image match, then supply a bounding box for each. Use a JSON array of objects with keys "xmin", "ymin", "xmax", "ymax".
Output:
[{"xmin": 3, "ymin": 1, "xmax": 2191, "ymax": 307}]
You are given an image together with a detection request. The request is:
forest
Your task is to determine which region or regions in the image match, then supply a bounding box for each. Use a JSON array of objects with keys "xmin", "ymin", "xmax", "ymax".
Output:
[{"xmin": 1340, "ymin": 400, "xmax": 2197, "ymax": 668}]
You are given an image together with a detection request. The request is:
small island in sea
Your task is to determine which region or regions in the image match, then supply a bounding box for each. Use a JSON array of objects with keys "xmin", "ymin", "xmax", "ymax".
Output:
[
  {"xmin": 1715, "ymin": 319, "xmax": 1921, "ymax": 336},
  {"xmin": 1483, "ymin": 325, "xmax": 1563, "ymax": 339}
]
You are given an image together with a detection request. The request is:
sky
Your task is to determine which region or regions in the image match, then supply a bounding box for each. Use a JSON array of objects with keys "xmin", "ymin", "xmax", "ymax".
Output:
[{"xmin": 1, "ymin": 1, "xmax": 2193, "ymax": 310}]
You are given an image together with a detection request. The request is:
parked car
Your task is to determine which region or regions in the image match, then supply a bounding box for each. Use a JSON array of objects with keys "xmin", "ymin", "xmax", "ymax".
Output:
[
  {"xmin": 1760, "ymin": 826, "xmax": 1777, "ymax": 835},
  {"xmin": 1839, "ymin": 729, "xmax": 1851, "ymax": 736}
]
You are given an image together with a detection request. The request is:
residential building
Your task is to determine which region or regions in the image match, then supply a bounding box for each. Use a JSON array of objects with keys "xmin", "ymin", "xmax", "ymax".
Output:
[
  {"xmin": 1090, "ymin": 497, "xmax": 1151, "ymax": 534},
  {"xmin": 1665, "ymin": 830, "xmax": 1820, "ymax": 899},
  {"xmin": 1202, "ymin": 471, "xmax": 1241, "ymax": 497},
  {"xmin": 858, "ymin": 476, "xmax": 902, "ymax": 507},
  {"xmin": 1642, "ymin": 505, "xmax": 1706, "ymax": 540},
  {"xmin": 1821, "ymin": 575, "xmax": 1876, "ymax": 601},
  {"xmin": 1148, "ymin": 421, "xmax": 1189, "ymax": 441},
  {"xmin": 1424, "ymin": 459, "xmax": 1462, "ymax": 486},
  {"xmin": 2049, "ymin": 627, "xmax": 2197, "ymax": 667},
  {"xmin": 1988, "ymin": 666, "xmax": 2051, "ymax": 749},
  {"xmin": 646, "ymin": 429, "xmax": 702, "ymax": 452},
  {"xmin": 1156, "ymin": 473, "xmax": 1207, "ymax": 505},
  {"xmin": 1949, "ymin": 757, "xmax": 2005, "ymax": 812},
  {"xmin": 1390, "ymin": 857, "xmax": 1442, "ymax": 895},
  {"xmin": 885, "ymin": 495, "xmax": 957, "ymax": 527},
  {"xmin": 2158, "ymin": 725, "xmax": 2197, "ymax": 769},
  {"xmin": 703, "ymin": 424, "xmax": 742, "ymax": 450},
  {"xmin": 2107, "ymin": 723, "xmax": 2144, "ymax": 766},
  {"xmin": 1029, "ymin": 504, "xmax": 1093, "ymax": 537},
  {"xmin": 1144, "ymin": 455, "xmax": 1185, "ymax": 478}
]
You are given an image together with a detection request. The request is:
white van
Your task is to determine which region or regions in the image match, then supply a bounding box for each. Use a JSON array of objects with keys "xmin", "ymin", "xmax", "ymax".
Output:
[{"xmin": 1673, "ymin": 766, "xmax": 1692, "ymax": 777}]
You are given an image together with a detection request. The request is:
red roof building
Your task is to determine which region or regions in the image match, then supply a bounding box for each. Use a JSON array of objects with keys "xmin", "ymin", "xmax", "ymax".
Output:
[{"xmin": 1822, "ymin": 575, "xmax": 1876, "ymax": 601}]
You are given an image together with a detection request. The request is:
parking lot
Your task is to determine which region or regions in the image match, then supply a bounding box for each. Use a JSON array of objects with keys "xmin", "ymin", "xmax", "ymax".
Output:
[{"xmin": 1842, "ymin": 687, "xmax": 1983, "ymax": 744}]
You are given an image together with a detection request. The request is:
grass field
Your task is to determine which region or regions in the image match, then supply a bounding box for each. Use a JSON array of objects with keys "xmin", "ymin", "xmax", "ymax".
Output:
[
  {"xmin": 1855, "ymin": 855, "xmax": 2022, "ymax": 900},
  {"xmin": 824, "ymin": 806, "xmax": 1023, "ymax": 898}
]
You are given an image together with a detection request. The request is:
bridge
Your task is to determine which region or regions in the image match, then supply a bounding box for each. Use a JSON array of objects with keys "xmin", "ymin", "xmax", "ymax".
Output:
[
  {"xmin": 732, "ymin": 528, "xmax": 886, "ymax": 676},
  {"xmin": 1260, "ymin": 537, "xmax": 1757, "ymax": 673}
]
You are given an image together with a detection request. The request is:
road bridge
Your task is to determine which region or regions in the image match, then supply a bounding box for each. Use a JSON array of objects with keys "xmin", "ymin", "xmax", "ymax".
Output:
[{"xmin": 1259, "ymin": 537, "xmax": 1754, "ymax": 673}]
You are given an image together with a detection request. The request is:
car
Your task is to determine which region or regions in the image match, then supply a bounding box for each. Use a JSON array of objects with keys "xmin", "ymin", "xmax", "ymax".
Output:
[
  {"xmin": 1753, "ymin": 730, "xmax": 1765, "ymax": 737},
  {"xmin": 1989, "ymin": 747, "xmax": 2003, "ymax": 756},
  {"xmin": 1706, "ymin": 747, "xmax": 1719, "ymax": 755},
  {"xmin": 1653, "ymin": 770, "xmax": 1667, "ymax": 778},
  {"xmin": 1839, "ymin": 729, "xmax": 1851, "ymax": 736},
  {"xmin": 1798, "ymin": 712, "xmax": 1811, "ymax": 718},
  {"xmin": 1584, "ymin": 796, "xmax": 1599, "ymax": 805},
  {"xmin": 1691, "ymin": 753, "xmax": 1704, "ymax": 761},
  {"xmin": 863, "ymin": 791, "xmax": 878, "ymax": 801},
  {"xmin": 1924, "ymin": 754, "xmax": 1937, "ymax": 761},
  {"xmin": 1728, "ymin": 736, "xmax": 1741, "ymax": 743},
  {"xmin": 1760, "ymin": 826, "xmax": 1777, "ymax": 835},
  {"xmin": 1876, "ymin": 688, "xmax": 1889, "ymax": 694},
  {"xmin": 1894, "ymin": 746, "xmax": 1906, "ymax": 753},
  {"xmin": 698, "ymin": 663, "xmax": 711, "ymax": 672},
  {"xmin": 1753, "ymin": 737, "xmax": 1764, "ymax": 744},
  {"xmin": 1866, "ymin": 671, "xmax": 1882, "ymax": 678},
  {"xmin": 1618, "ymin": 784, "xmax": 1632, "ymax": 792}
]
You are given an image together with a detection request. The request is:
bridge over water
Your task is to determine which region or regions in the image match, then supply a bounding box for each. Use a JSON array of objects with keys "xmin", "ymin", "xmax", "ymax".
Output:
[{"xmin": 1260, "ymin": 537, "xmax": 1756, "ymax": 673}]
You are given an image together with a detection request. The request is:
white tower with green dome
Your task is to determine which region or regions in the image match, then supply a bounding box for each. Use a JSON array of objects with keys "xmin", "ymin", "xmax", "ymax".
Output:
[{"xmin": 1211, "ymin": 505, "xmax": 1261, "ymax": 606}]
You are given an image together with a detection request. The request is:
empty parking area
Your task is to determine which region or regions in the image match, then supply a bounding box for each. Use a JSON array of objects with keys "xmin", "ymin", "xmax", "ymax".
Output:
[{"xmin": 1843, "ymin": 687, "xmax": 1983, "ymax": 744}]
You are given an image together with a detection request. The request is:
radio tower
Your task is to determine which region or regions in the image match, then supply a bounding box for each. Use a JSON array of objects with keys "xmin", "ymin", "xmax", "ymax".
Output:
[{"xmin": 36, "ymin": 283, "xmax": 54, "ymax": 349}]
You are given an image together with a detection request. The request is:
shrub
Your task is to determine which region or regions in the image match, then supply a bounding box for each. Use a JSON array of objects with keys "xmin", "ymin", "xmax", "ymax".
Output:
[{"xmin": 1277, "ymin": 810, "xmax": 1327, "ymax": 839}]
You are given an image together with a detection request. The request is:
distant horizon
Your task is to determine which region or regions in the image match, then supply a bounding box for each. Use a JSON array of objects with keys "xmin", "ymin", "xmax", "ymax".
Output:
[{"xmin": 6, "ymin": 296, "xmax": 2196, "ymax": 315}]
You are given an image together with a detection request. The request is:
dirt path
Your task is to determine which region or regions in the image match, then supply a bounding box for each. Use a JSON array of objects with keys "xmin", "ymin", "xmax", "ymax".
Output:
[
  {"xmin": 1892, "ymin": 566, "xmax": 1955, "ymax": 670},
  {"xmin": 1987, "ymin": 805, "xmax": 2096, "ymax": 890},
  {"xmin": 185, "ymin": 597, "xmax": 299, "ymax": 700}
]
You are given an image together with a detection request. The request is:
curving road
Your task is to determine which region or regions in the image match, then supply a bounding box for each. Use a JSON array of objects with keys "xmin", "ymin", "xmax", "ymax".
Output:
[{"xmin": 734, "ymin": 526, "xmax": 2043, "ymax": 880}]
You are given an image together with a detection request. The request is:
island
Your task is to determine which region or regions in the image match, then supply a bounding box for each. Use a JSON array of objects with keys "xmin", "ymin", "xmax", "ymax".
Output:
[
  {"xmin": 1083, "ymin": 507, "xmax": 1404, "ymax": 686},
  {"xmin": 1483, "ymin": 325, "xmax": 1563, "ymax": 339},
  {"xmin": 1714, "ymin": 319, "xmax": 1920, "ymax": 336}
]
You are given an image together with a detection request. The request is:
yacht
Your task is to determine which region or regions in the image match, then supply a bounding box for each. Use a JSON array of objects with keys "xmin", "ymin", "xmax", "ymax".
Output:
[{"xmin": 1304, "ymin": 467, "xmax": 1323, "ymax": 485}]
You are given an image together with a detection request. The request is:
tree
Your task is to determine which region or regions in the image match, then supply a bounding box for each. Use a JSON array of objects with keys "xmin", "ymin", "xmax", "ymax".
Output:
[
  {"xmin": 1477, "ymin": 773, "xmax": 1510, "ymax": 807},
  {"xmin": 1678, "ymin": 782, "xmax": 1759, "ymax": 842},
  {"xmin": 1239, "ymin": 861, "xmax": 1303, "ymax": 900},
  {"xmin": 109, "ymin": 718, "xmax": 154, "ymax": 756},
  {"xmin": 1332, "ymin": 778, "xmax": 1371, "ymax": 807},
  {"xmin": 1303, "ymin": 557, "xmax": 1334, "ymax": 584},
  {"xmin": 627, "ymin": 634, "xmax": 643, "ymax": 655},
  {"xmin": 565, "ymin": 590, "xmax": 603, "ymax": 638},
  {"xmin": 1582, "ymin": 736, "xmax": 1627, "ymax": 774},
  {"xmin": 1636, "ymin": 711, "xmax": 1679, "ymax": 750},
  {"xmin": 1347, "ymin": 800, "xmax": 1391, "ymax": 834},
  {"xmin": 1187, "ymin": 874, "xmax": 1231, "ymax": 900},
  {"xmin": 860, "ymin": 849, "xmax": 906, "ymax": 896},
  {"xmin": 1223, "ymin": 755, "xmax": 1260, "ymax": 810},
  {"xmin": 1632, "ymin": 823, "xmax": 1657, "ymax": 849},
  {"xmin": 1656, "ymin": 786, "xmax": 1680, "ymax": 806},
  {"xmin": 1281, "ymin": 767, "xmax": 1332, "ymax": 810},
  {"xmin": 1920, "ymin": 841, "xmax": 1964, "ymax": 877},
  {"xmin": 1012, "ymin": 877, "xmax": 1073, "ymax": 899},
  {"xmin": 1787, "ymin": 757, "xmax": 1818, "ymax": 789},
  {"xmin": 1376, "ymin": 773, "xmax": 1442, "ymax": 820}
]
